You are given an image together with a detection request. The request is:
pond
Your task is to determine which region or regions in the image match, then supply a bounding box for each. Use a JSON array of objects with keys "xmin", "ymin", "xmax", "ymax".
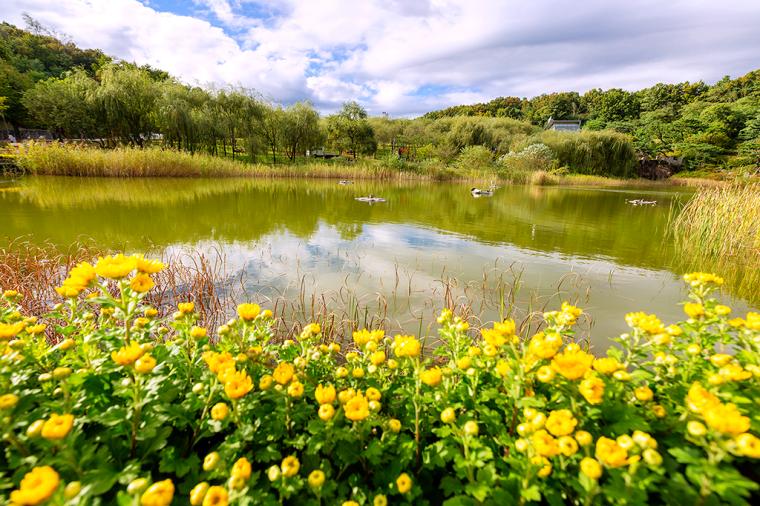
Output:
[{"xmin": 0, "ymin": 176, "xmax": 752, "ymax": 348}]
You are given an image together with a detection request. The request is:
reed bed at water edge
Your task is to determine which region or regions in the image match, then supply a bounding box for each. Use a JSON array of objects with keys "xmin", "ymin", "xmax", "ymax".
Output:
[
  {"xmin": 670, "ymin": 184, "xmax": 760, "ymax": 304},
  {"xmin": 8, "ymin": 142, "xmax": 726, "ymax": 187},
  {"xmin": 671, "ymin": 184, "xmax": 759, "ymax": 264},
  {"xmin": 11, "ymin": 142, "xmax": 444, "ymax": 180}
]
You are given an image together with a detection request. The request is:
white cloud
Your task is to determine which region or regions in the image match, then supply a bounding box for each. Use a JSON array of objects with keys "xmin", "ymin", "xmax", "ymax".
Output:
[{"xmin": 3, "ymin": 0, "xmax": 760, "ymax": 116}]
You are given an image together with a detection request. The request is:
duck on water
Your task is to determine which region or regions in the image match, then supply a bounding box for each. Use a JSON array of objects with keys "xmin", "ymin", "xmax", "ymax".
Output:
[
  {"xmin": 471, "ymin": 187, "xmax": 494, "ymax": 196},
  {"xmin": 355, "ymin": 195, "xmax": 386, "ymax": 203}
]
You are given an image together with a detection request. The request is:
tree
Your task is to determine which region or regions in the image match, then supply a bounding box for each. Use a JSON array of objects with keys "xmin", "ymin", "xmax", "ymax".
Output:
[
  {"xmin": 282, "ymin": 101, "xmax": 322, "ymax": 161},
  {"xmin": 327, "ymin": 101, "xmax": 376, "ymax": 159},
  {"xmin": 582, "ymin": 88, "xmax": 640, "ymax": 122},
  {"xmin": 258, "ymin": 105, "xmax": 285, "ymax": 164},
  {"xmin": 22, "ymin": 69, "xmax": 101, "ymax": 139},
  {"xmin": 96, "ymin": 64, "xmax": 161, "ymax": 146},
  {"xmin": 524, "ymin": 92, "xmax": 583, "ymax": 125},
  {"xmin": 213, "ymin": 89, "xmax": 258, "ymax": 160}
]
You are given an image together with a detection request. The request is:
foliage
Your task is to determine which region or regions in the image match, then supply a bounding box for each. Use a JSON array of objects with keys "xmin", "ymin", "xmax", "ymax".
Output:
[
  {"xmin": 499, "ymin": 143, "xmax": 556, "ymax": 174},
  {"xmin": 326, "ymin": 102, "xmax": 377, "ymax": 159},
  {"xmin": 21, "ymin": 70, "xmax": 101, "ymax": 140},
  {"xmin": 537, "ymin": 131, "xmax": 637, "ymax": 178},
  {"xmin": 0, "ymin": 21, "xmax": 109, "ymax": 131},
  {"xmin": 453, "ymin": 145, "xmax": 493, "ymax": 172},
  {"xmin": 0, "ymin": 261, "xmax": 759, "ymax": 505}
]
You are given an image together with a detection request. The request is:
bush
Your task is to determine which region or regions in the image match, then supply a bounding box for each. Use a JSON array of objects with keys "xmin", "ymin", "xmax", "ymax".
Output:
[
  {"xmin": 1, "ymin": 259, "xmax": 759, "ymax": 505},
  {"xmin": 499, "ymin": 143, "xmax": 556, "ymax": 173},
  {"xmin": 454, "ymin": 145, "xmax": 493, "ymax": 172}
]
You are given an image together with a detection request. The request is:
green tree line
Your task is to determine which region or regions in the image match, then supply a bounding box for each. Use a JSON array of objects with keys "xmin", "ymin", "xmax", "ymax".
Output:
[
  {"xmin": 2, "ymin": 20, "xmax": 758, "ymax": 174},
  {"xmin": 423, "ymin": 74, "xmax": 760, "ymax": 171}
]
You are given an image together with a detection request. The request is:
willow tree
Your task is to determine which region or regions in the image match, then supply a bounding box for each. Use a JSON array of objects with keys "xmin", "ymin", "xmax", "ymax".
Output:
[
  {"xmin": 282, "ymin": 101, "xmax": 322, "ymax": 161},
  {"xmin": 156, "ymin": 82, "xmax": 212, "ymax": 153},
  {"xmin": 213, "ymin": 89, "xmax": 260, "ymax": 160},
  {"xmin": 96, "ymin": 64, "xmax": 161, "ymax": 146}
]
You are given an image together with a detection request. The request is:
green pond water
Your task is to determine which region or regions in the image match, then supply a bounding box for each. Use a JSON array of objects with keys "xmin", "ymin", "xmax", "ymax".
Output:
[{"xmin": 0, "ymin": 176, "xmax": 753, "ymax": 348}]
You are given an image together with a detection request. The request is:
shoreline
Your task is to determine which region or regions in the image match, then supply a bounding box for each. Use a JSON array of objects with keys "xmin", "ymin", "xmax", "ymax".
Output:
[{"xmin": 4, "ymin": 142, "xmax": 735, "ymax": 188}]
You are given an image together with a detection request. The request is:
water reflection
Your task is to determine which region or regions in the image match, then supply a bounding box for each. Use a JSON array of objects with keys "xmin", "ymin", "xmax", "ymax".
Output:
[{"xmin": 0, "ymin": 176, "xmax": 752, "ymax": 348}]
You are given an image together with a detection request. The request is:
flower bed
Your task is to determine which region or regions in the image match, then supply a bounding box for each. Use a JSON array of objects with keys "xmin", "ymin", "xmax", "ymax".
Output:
[{"xmin": 1, "ymin": 257, "xmax": 759, "ymax": 505}]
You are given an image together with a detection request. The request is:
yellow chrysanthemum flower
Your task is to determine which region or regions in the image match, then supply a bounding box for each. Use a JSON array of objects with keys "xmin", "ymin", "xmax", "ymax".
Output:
[
  {"xmin": 683, "ymin": 303, "xmax": 705, "ymax": 319},
  {"xmin": 0, "ymin": 321, "xmax": 26, "ymax": 340},
  {"xmin": 281, "ymin": 456, "xmax": 300, "ymax": 478},
  {"xmin": 202, "ymin": 486, "xmax": 227, "ymax": 506},
  {"xmin": 551, "ymin": 344, "xmax": 593, "ymax": 380},
  {"xmin": 135, "ymin": 255, "xmax": 165, "ymax": 274},
  {"xmin": 112, "ymin": 341, "xmax": 144, "ymax": 366},
  {"xmin": 734, "ymin": 433, "xmax": 760, "ymax": 459},
  {"xmin": 531, "ymin": 429, "xmax": 560, "ymax": 457},
  {"xmin": 595, "ymin": 436, "xmax": 630, "ymax": 468},
  {"xmin": 41, "ymin": 413, "xmax": 74, "ymax": 440},
  {"xmin": 10, "ymin": 466, "xmax": 60, "ymax": 505},
  {"xmin": 545, "ymin": 409, "xmax": 578, "ymax": 437},
  {"xmin": 273, "ymin": 362, "xmax": 295, "ymax": 385},
  {"xmin": 315, "ymin": 384, "xmax": 336, "ymax": 404},
  {"xmin": 683, "ymin": 272, "xmax": 723, "ymax": 286},
  {"xmin": 393, "ymin": 335, "xmax": 421, "ymax": 358},
  {"xmin": 344, "ymin": 394, "xmax": 370, "ymax": 421},
  {"xmin": 224, "ymin": 371, "xmax": 253, "ymax": 400},
  {"xmin": 130, "ymin": 273, "xmax": 155, "ymax": 293},
  {"xmin": 396, "ymin": 473, "xmax": 412, "ymax": 494},
  {"xmin": 231, "ymin": 457, "xmax": 252, "ymax": 480},
  {"xmin": 95, "ymin": 254, "xmax": 138, "ymax": 279},
  {"xmin": 0, "ymin": 393, "xmax": 19, "ymax": 409},
  {"xmin": 419, "ymin": 367, "xmax": 442, "ymax": 386},
  {"xmin": 308, "ymin": 470, "xmax": 325, "ymax": 489},
  {"xmin": 135, "ymin": 354, "xmax": 157, "ymax": 374},
  {"xmin": 580, "ymin": 457, "xmax": 602, "ymax": 480},
  {"xmin": 593, "ymin": 357, "xmax": 623, "ymax": 375},
  {"xmin": 140, "ymin": 479, "xmax": 174, "ymax": 506},
  {"xmin": 237, "ymin": 303, "xmax": 261, "ymax": 321}
]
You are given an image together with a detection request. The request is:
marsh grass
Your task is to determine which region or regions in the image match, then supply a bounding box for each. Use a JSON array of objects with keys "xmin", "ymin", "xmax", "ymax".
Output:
[
  {"xmin": 670, "ymin": 184, "xmax": 760, "ymax": 304},
  {"xmin": 13, "ymin": 142, "xmax": 448, "ymax": 180},
  {"xmin": 9, "ymin": 142, "xmax": 728, "ymax": 188}
]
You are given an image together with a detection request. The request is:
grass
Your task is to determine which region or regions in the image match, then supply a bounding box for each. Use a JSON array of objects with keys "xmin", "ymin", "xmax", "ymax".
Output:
[
  {"xmin": 12, "ymin": 142, "xmax": 451, "ymax": 180},
  {"xmin": 8, "ymin": 142, "xmax": 732, "ymax": 188},
  {"xmin": 670, "ymin": 184, "xmax": 760, "ymax": 304}
]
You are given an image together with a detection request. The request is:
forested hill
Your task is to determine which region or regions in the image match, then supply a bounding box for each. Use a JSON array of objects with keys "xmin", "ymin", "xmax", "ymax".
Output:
[
  {"xmin": 0, "ymin": 22, "xmax": 111, "ymax": 129},
  {"xmin": 423, "ymin": 72, "xmax": 760, "ymax": 126},
  {"xmin": 421, "ymin": 71, "xmax": 760, "ymax": 169},
  {"xmin": 0, "ymin": 22, "xmax": 170, "ymax": 131}
]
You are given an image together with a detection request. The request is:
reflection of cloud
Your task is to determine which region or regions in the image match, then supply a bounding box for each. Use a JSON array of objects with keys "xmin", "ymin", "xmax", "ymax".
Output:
[{"xmin": 161, "ymin": 221, "xmax": 752, "ymax": 348}]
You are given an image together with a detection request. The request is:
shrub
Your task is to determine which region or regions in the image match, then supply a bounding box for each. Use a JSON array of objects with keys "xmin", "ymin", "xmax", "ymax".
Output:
[
  {"xmin": 454, "ymin": 145, "xmax": 493, "ymax": 172},
  {"xmin": 1, "ymin": 259, "xmax": 759, "ymax": 505},
  {"xmin": 499, "ymin": 143, "xmax": 556, "ymax": 173}
]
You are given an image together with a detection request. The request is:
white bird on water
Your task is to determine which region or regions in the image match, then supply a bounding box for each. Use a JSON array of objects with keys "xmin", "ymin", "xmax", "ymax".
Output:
[{"xmin": 355, "ymin": 194, "xmax": 386, "ymax": 203}]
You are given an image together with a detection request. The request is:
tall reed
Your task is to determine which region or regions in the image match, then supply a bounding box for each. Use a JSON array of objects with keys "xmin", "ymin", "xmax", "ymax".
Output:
[
  {"xmin": 12, "ymin": 142, "xmax": 445, "ymax": 180},
  {"xmin": 670, "ymin": 184, "xmax": 760, "ymax": 304}
]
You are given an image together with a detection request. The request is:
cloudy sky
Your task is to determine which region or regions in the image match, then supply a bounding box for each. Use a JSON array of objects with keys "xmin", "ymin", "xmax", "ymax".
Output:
[{"xmin": 3, "ymin": 0, "xmax": 760, "ymax": 116}]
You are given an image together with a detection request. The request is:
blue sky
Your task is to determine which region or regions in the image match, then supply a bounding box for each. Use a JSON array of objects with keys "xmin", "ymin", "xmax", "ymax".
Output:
[{"xmin": 3, "ymin": 0, "xmax": 760, "ymax": 116}]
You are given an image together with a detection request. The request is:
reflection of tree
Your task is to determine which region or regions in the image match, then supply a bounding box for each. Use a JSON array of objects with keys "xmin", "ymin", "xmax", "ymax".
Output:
[
  {"xmin": 335, "ymin": 222, "xmax": 363, "ymax": 241},
  {"xmin": 4, "ymin": 177, "xmax": 689, "ymax": 273}
]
